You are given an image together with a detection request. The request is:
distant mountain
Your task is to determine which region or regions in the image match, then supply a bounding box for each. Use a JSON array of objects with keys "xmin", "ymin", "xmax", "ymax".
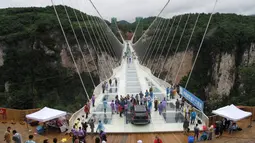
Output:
[{"xmin": 117, "ymin": 20, "xmax": 130, "ymax": 25}]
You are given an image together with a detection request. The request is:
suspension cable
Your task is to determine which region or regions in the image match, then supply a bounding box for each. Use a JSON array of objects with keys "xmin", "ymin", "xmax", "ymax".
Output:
[
  {"xmin": 95, "ymin": 17, "xmax": 118, "ymax": 61},
  {"xmin": 70, "ymin": 1, "xmax": 100, "ymax": 86},
  {"xmin": 149, "ymin": 18, "xmax": 170, "ymax": 69},
  {"xmin": 153, "ymin": 16, "xmax": 176, "ymax": 74},
  {"xmin": 134, "ymin": 0, "xmax": 171, "ymax": 45},
  {"xmin": 158, "ymin": 15, "xmax": 183, "ymax": 78},
  {"xmin": 62, "ymin": 1, "xmax": 96, "ymax": 88},
  {"xmin": 142, "ymin": 18, "xmax": 163, "ymax": 65},
  {"xmin": 185, "ymin": 0, "xmax": 218, "ymax": 88},
  {"xmin": 90, "ymin": 16, "xmax": 115, "ymax": 70},
  {"xmin": 87, "ymin": 14, "xmax": 113, "ymax": 76},
  {"xmin": 139, "ymin": 19, "xmax": 161, "ymax": 64},
  {"xmin": 173, "ymin": 14, "xmax": 200, "ymax": 84},
  {"xmin": 131, "ymin": 18, "xmax": 141, "ymax": 43},
  {"xmin": 88, "ymin": 0, "xmax": 123, "ymax": 45},
  {"xmin": 165, "ymin": 14, "xmax": 191, "ymax": 81},
  {"xmin": 146, "ymin": 18, "xmax": 165, "ymax": 68},
  {"xmin": 51, "ymin": 0, "xmax": 89, "ymax": 99},
  {"xmin": 77, "ymin": 2, "xmax": 107, "ymax": 80}
]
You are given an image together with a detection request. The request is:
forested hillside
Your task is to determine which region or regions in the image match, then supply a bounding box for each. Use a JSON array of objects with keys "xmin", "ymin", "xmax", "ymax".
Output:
[{"xmin": 0, "ymin": 6, "xmax": 116, "ymax": 112}]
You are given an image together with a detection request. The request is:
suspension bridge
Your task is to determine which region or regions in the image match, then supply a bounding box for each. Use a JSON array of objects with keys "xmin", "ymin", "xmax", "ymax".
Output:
[{"xmin": 50, "ymin": 0, "xmax": 219, "ymax": 133}]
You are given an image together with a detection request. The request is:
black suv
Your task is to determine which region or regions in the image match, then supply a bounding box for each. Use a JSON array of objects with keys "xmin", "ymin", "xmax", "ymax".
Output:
[{"xmin": 131, "ymin": 105, "xmax": 150, "ymax": 125}]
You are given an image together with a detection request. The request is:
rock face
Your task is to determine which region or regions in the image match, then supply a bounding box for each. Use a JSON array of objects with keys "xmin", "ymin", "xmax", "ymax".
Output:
[{"xmin": 147, "ymin": 43, "xmax": 255, "ymax": 105}]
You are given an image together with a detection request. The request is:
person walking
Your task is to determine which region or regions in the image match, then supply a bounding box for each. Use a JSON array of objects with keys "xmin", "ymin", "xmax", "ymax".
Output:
[
  {"xmin": 12, "ymin": 130, "xmax": 22, "ymax": 143},
  {"xmin": 175, "ymin": 99, "xmax": 180, "ymax": 112},
  {"xmin": 84, "ymin": 104, "xmax": 90, "ymax": 119},
  {"xmin": 96, "ymin": 120, "xmax": 104, "ymax": 133},
  {"xmin": 99, "ymin": 130, "xmax": 107, "ymax": 142},
  {"xmin": 166, "ymin": 87, "xmax": 170, "ymax": 100},
  {"xmin": 153, "ymin": 136, "xmax": 163, "ymax": 143},
  {"xmin": 4, "ymin": 127, "xmax": 11, "ymax": 143},
  {"xmin": 145, "ymin": 90, "xmax": 149, "ymax": 97},
  {"xmin": 92, "ymin": 94, "xmax": 95, "ymax": 107},
  {"xmin": 149, "ymin": 87, "xmax": 153, "ymax": 99},
  {"xmin": 190, "ymin": 111, "xmax": 196, "ymax": 124},
  {"xmin": 162, "ymin": 98, "xmax": 167, "ymax": 113},
  {"xmin": 103, "ymin": 98, "xmax": 107, "ymax": 114},
  {"xmin": 194, "ymin": 124, "xmax": 199, "ymax": 140},
  {"xmin": 115, "ymin": 78, "xmax": 118, "ymax": 86}
]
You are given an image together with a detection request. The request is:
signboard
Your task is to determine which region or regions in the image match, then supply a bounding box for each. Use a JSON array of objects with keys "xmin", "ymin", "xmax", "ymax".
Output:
[
  {"xmin": 0, "ymin": 108, "xmax": 6, "ymax": 115},
  {"xmin": 179, "ymin": 86, "xmax": 204, "ymax": 111}
]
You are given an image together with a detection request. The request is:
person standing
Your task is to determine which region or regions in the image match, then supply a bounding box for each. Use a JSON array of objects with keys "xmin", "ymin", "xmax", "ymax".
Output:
[
  {"xmin": 153, "ymin": 136, "xmax": 163, "ymax": 143},
  {"xmin": 84, "ymin": 104, "xmax": 90, "ymax": 119},
  {"xmin": 162, "ymin": 98, "xmax": 167, "ymax": 113},
  {"xmin": 158, "ymin": 102, "xmax": 163, "ymax": 115},
  {"xmin": 115, "ymin": 78, "xmax": 118, "ymax": 86},
  {"xmin": 166, "ymin": 87, "xmax": 170, "ymax": 100},
  {"xmin": 139, "ymin": 91, "xmax": 144, "ymax": 105},
  {"xmin": 194, "ymin": 124, "xmax": 199, "ymax": 140},
  {"xmin": 145, "ymin": 90, "xmax": 149, "ymax": 97},
  {"xmin": 99, "ymin": 130, "xmax": 107, "ymax": 142},
  {"xmin": 25, "ymin": 135, "xmax": 35, "ymax": 143},
  {"xmin": 102, "ymin": 83, "xmax": 105, "ymax": 93},
  {"xmin": 183, "ymin": 118, "xmax": 189, "ymax": 135},
  {"xmin": 190, "ymin": 111, "xmax": 196, "ymax": 124},
  {"xmin": 4, "ymin": 127, "xmax": 11, "ymax": 143},
  {"xmin": 92, "ymin": 94, "xmax": 95, "ymax": 107},
  {"xmin": 103, "ymin": 98, "xmax": 107, "ymax": 114},
  {"xmin": 110, "ymin": 100, "xmax": 115, "ymax": 114},
  {"xmin": 89, "ymin": 119, "xmax": 95, "ymax": 134},
  {"xmin": 154, "ymin": 98, "xmax": 159, "ymax": 111},
  {"xmin": 149, "ymin": 87, "xmax": 153, "ymax": 99},
  {"xmin": 109, "ymin": 79, "xmax": 112, "ymax": 86},
  {"xmin": 175, "ymin": 99, "xmax": 180, "ymax": 112},
  {"xmin": 118, "ymin": 104, "xmax": 123, "ymax": 117},
  {"xmin": 135, "ymin": 94, "xmax": 139, "ymax": 104},
  {"xmin": 12, "ymin": 130, "xmax": 22, "ymax": 143}
]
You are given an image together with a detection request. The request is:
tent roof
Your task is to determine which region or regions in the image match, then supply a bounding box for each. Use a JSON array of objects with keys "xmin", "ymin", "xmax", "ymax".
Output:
[
  {"xmin": 26, "ymin": 107, "xmax": 67, "ymax": 122},
  {"xmin": 212, "ymin": 104, "xmax": 252, "ymax": 121}
]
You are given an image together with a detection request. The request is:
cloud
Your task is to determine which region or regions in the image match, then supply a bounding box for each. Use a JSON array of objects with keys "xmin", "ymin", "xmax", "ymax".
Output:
[{"xmin": 0, "ymin": 0, "xmax": 255, "ymax": 22}]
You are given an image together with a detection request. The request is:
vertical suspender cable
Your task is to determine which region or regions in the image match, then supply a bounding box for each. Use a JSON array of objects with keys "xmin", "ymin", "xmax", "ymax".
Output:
[
  {"xmin": 185, "ymin": 0, "xmax": 218, "ymax": 88},
  {"xmin": 140, "ymin": 19, "xmax": 162, "ymax": 64},
  {"xmin": 131, "ymin": 18, "xmax": 141, "ymax": 43},
  {"xmin": 173, "ymin": 14, "xmax": 200, "ymax": 84},
  {"xmin": 90, "ymin": 16, "xmax": 115, "ymax": 70},
  {"xmin": 62, "ymin": 1, "xmax": 96, "ymax": 88},
  {"xmin": 134, "ymin": 0, "xmax": 171, "ymax": 45},
  {"xmin": 149, "ymin": 18, "xmax": 169, "ymax": 69},
  {"xmin": 70, "ymin": 1, "xmax": 100, "ymax": 86},
  {"xmin": 51, "ymin": 0, "xmax": 89, "ymax": 99},
  {"xmin": 153, "ymin": 16, "xmax": 176, "ymax": 74},
  {"xmin": 143, "ymin": 18, "xmax": 163, "ymax": 65},
  {"xmin": 164, "ymin": 14, "xmax": 190, "ymax": 81},
  {"xmin": 87, "ymin": 14, "xmax": 113, "ymax": 77},
  {"xmin": 78, "ymin": 4, "xmax": 108, "ymax": 80},
  {"xmin": 158, "ymin": 15, "xmax": 182, "ymax": 78}
]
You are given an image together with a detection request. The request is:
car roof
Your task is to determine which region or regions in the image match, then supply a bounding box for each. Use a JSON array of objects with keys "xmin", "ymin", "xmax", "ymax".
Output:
[{"xmin": 134, "ymin": 105, "xmax": 147, "ymax": 112}]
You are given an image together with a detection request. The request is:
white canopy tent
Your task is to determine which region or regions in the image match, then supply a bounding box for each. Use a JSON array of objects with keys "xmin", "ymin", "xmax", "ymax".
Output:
[
  {"xmin": 212, "ymin": 104, "xmax": 252, "ymax": 121},
  {"xmin": 26, "ymin": 107, "xmax": 67, "ymax": 122}
]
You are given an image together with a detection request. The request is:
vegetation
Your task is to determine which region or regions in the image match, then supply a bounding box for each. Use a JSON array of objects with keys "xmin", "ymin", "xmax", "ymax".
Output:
[{"xmin": 0, "ymin": 6, "xmax": 114, "ymax": 112}]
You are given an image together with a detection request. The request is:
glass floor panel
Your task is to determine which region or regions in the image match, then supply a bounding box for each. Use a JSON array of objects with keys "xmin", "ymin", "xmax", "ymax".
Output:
[
  {"xmin": 166, "ymin": 103, "xmax": 176, "ymax": 111},
  {"xmin": 102, "ymin": 95, "xmax": 116, "ymax": 102},
  {"xmin": 95, "ymin": 104, "xmax": 111, "ymax": 112},
  {"xmin": 89, "ymin": 113, "xmax": 112, "ymax": 124},
  {"xmin": 162, "ymin": 112, "xmax": 184, "ymax": 123}
]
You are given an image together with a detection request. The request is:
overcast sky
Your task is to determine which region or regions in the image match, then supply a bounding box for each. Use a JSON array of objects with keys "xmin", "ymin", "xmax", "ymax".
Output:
[{"xmin": 1, "ymin": 0, "xmax": 255, "ymax": 22}]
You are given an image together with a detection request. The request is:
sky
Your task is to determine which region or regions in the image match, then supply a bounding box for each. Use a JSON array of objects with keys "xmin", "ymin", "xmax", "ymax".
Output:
[{"xmin": 1, "ymin": 0, "xmax": 255, "ymax": 22}]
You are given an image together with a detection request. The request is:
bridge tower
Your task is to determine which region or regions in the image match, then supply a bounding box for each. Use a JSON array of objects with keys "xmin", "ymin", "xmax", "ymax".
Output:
[{"xmin": 111, "ymin": 17, "xmax": 118, "ymax": 34}]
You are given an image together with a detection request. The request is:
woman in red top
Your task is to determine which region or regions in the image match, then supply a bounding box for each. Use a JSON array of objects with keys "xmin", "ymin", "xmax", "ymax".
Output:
[
  {"xmin": 84, "ymin": 104, "xmax": 90, "ymax": 119},
  {"xmin": 154, "ymin": 136, "xmax": 163, "ymax": 143}
]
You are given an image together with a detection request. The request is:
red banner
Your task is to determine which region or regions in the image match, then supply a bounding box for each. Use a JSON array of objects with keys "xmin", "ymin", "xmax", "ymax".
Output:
[{"xmin": 0, "ymin": 108, "xmax": 6, "ymax": 115}]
